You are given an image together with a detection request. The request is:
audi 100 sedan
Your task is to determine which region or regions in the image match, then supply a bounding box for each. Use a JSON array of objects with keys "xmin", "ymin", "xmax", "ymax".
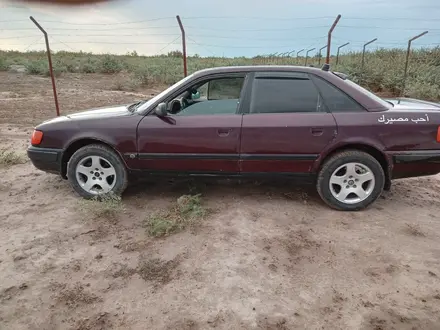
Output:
[{"xmin": 27, "ymin": 65, "xmax": 440, "ymax": 211}]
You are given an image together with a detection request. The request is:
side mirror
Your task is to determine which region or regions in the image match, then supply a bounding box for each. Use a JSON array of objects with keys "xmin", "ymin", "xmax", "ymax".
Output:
[{"xmin": 154, "ymin": 102, "xmax": 168, "ymax": 117}]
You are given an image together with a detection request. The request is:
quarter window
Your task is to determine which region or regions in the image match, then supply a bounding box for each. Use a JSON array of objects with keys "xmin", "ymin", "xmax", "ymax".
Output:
[
  {"xmin": 250, "ymin": 76, "xmax": 320, "ymax": 113},
  {"xmin": 312, "ymin": 76, "xmax": 365, "ymax": 112}
]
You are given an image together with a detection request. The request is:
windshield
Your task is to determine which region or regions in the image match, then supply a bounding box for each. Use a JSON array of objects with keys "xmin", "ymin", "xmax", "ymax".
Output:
[
  {"xmin": 135, "ymin": 73, "xmax": 195, "ymax": 113},
  {"xmin": 344, "ymin": 79, "xmax": 391, "ymax": 108}
]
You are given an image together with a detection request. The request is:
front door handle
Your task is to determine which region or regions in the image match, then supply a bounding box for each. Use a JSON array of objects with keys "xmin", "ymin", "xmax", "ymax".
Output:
[
  {"xmin": 217, "ymin": 128, "xmax": 232, "ymax": 137},
  {"xmin": 310, "ymin": 128, "xmax": 324, "ymax": 136}
]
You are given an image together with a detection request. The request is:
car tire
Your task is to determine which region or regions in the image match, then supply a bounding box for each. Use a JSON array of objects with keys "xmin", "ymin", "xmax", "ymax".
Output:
[
  {"xmin": 316, "ymin": 150, "xmax": 385, "ymax": 211},
  {"xmin": 67, "ymin": 144, "xmax": 128, "ymax": 199}
]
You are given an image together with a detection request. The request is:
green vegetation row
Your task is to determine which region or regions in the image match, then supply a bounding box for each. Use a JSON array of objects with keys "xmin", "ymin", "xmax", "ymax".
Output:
[{"xmin": 1, "ymin": 48, "xmax": 440, "ymax": 100}]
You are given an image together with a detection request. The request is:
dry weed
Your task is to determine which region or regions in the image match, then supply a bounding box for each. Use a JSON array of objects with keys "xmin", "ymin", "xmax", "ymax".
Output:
[
  {"xmin": 75, "ymin": 312, "xmax": 111, "ymax": 330},
  {"xmin": 55, "ymin": 283, "xmax": 101, "ymax": 308},
  {"xmin": 137, "ymin": 257, "xmax": 181, "ymax": 284},
  {"xmin": 404, "ymin": 223, "xmax": 426, "ymax": 237},
  {"xmin": 110, "ymin": 256, "xmax": 181, "ymax": 285},
  {"xmin": 0, "ymin": 149, "xmax": 26, "ymax": 167}
]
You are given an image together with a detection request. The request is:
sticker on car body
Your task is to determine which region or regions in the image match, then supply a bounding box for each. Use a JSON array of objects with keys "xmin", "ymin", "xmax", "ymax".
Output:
[{"xmin": 378, "ymin": 114, "xmax": 429, "ymax": 124}]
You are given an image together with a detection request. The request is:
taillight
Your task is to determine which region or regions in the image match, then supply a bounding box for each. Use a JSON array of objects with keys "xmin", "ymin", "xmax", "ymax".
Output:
[
  {"xmin": 437, "ymin": 127, "xmax": 440, "ymax": 143},
  {"xmin": 31, "ymin": 130, "xmax": 43, "ymax": 145}
]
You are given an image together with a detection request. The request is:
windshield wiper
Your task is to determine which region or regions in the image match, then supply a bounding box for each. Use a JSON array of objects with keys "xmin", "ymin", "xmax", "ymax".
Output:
[
  {"xmin": 127, "ymin": 100, "xmax": 146, "ymax": 112},
  {"xmin": 384, "ymin": 100, "xmax": 395, "ymax": 107}
]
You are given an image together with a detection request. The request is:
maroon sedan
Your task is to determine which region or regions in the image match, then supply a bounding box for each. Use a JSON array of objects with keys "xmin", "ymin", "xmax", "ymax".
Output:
[{"xmin": 27, "ymin": 65, "xmax": 440, "ymax": 211}]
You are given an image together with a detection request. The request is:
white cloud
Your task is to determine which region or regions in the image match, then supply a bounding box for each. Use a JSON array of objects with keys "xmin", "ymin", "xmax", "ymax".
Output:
[
  {"xmin": 1, "ymin": 0, "xmax": 439, "ymax": 56},
  {"xmin": 0, "ymin": 0, "xmax": 178, "ymax": 55}
]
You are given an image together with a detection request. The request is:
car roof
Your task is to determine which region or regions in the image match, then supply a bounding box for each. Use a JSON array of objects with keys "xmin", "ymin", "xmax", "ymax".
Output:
[{"xmin": 191, "ymin": 65, "xmax": 327, "ymax": 78}]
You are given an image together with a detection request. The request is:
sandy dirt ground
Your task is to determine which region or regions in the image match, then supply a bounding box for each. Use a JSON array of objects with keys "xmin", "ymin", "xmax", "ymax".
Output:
[{"xmin": 1, "ymin": 72, "xmax": 440, "ymax": 330}]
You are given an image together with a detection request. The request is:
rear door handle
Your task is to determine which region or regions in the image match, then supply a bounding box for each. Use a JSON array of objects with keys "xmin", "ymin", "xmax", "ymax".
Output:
[
  {"xmin": 217, "ymin": 128, "xmax": 232, "ymax": 137},
  {"xmin": 311, "ymin": 128, "xmax": 324, "ymax": 136}
]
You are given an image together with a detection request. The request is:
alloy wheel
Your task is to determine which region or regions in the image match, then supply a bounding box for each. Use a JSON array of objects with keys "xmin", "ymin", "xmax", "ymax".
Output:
[
  {"xmin": 75, "ymin": 155, "xmax": 116, "ymax": 195},
  {"xmin": 329, "ymin": 162, "xmax": 375, "ymax": 204}
]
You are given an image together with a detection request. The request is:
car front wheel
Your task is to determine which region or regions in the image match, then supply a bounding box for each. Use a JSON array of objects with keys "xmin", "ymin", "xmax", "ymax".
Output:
[
  {"xmin": 317, "ymin": 150, "xmax": 385, "ymax": 211},
  {"xmin": 67, "ymin": 144, "xmax": 128, "ymax": 199}
]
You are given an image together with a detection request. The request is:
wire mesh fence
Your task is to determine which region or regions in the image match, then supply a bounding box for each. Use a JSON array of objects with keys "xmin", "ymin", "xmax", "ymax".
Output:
[{"xmin": 1, "ymin": 15, "xmax": 440, "ymax": 101}]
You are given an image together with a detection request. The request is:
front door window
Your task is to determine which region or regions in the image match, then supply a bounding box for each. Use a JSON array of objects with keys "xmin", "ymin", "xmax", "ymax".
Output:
[{"xmin": 166, "ymin": 76, "xmax": 245, "ymax": 116}]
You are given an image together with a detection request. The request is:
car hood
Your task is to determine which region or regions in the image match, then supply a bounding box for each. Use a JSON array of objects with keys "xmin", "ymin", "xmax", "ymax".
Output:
[
  {"xmin": 384, "ymin": 97, "xmax": 440, "ymax": 110},
  {"xmin": 37, "ymin": 104, "xmax": 137, "ymax": 129},
  {"xmin": 66, "ymin": 104, "xmax": 132, "ymax": 120}
]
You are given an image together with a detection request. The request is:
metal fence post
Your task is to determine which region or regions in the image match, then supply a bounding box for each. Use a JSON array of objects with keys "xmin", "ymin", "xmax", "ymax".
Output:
[
  {"xmin": 318, "ymin": 45, "xmax": 327, "ymax": 66},
  {"xmin": 286, "ymin": 50, "xmax": 295, "ymax": 64},
  {"xmin": 296, "ymin": 49, "xmax": 304, "ymax": 65},
  {"xmin": 305, "ymin": 48, "xmax": 315, "ymax": 66},
  {"xmin": 272, "ymin": 52, "xmax": 278, "ymax": 65},
  {"xmin": 278, "ymin": 52, "xmax": 287, "ymax": 64},
  {"xmin": 326, "ymin": 14, "xmax": 341, "ymax": 65},
  {"xmin": 176, "ymin": 15, "xmax": 187, "ymax": 77},
  {"xmin": 361, "ymin": 38, "xmax": 377, "ymax": 71},
  {"xmin": 336, "ymin": 42, "xmax": 349, "ymax": 66},
  {"xmin": 29, "ymin": 16, "xmax": 60, "ymax": 117},
  {"xmin": 402, "ymin": 31, "xmax": 428, "ymax": 96}
]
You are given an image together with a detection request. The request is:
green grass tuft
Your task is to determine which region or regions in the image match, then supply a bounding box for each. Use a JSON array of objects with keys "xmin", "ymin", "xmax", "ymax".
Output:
[
  {"xmin": 80, "ymin": 193, "xmax": 125, "ymax": 220},
  {"xmin": 146, "ymin": 194, "xmax": 207, "ymax": 237}
]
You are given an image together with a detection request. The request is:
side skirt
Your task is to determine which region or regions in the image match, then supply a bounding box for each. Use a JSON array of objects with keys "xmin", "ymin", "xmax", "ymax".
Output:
[{"xmin": 127, "ymin": 170, "xmax": 316, "ymax": 184}]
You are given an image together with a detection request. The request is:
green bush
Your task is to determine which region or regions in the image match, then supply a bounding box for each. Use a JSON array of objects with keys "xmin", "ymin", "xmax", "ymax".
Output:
[
  {"xmin": 4, "ymin": 47, "xmax": 439, "ymax": 101},
  {"xmin": 0, "ymin": 57, "xmax": 8, "ymax": 71},
  {"xmin": 25, "ymin": 59, "xmax": 66, "ymax": 77},
  {"xmin": 52, "ymin": 60, "xmax": 67, "ymax": 76},
  {"xmin": 65, "ymin": 61, "xmax": 79, "ymax": 73},
  {"xmin": 134, "ymin": 66, "xmax": 156, "ymax": 86},
  {"xmin": 25, "ymin": 59, "xmax": 48, "ymax": 75},
  {"xmin": 405, "ymin": 81, "xmax": 440, "ymax": 100},
  {"xmin": 99, "ymin": 55, "xmax": 123, "ymax": 74},
  {"xmin": 81, "ymin": 58, "xmax": 98, "ymax": 73}
]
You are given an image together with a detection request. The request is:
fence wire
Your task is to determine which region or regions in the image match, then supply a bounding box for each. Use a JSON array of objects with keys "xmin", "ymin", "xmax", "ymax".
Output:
[{"xmin": 1, "ymin": 16, "xmax": 440, "ymax": 101}]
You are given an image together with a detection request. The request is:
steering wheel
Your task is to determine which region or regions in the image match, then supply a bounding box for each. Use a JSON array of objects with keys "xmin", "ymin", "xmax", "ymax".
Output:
[
  {"xmin": 169, "ymin": 99, "xmax": 182, "ymax": 114},
  {"xmin": 181, "ymin": 98, "xmax": 190, "ymax": 109}
]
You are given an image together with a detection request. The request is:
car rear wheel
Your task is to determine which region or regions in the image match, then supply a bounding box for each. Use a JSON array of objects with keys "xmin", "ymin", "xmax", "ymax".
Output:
[
  {"xmin": 67, "ymin": 144, "xmax": 128, "ymax": 199},
  {"xmin": 317, "ymin": 150, "xmax": 385, "ymax": 211}
]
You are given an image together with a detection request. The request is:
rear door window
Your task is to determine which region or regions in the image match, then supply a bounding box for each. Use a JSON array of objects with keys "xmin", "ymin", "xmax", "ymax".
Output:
[{"xmin": 249, "ymin": 72, "xmax": 322, "ymax": 114}]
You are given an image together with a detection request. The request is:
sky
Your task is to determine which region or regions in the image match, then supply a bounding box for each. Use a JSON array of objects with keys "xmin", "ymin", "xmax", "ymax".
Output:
[{"xmin": 1, "ymin": 0, "xmax": 440, "ymax": 57}]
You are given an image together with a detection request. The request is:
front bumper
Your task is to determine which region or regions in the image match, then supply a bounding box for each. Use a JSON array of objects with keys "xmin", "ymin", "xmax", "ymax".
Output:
[{"xmin": 27, "ymin": 146, "xmax": 62, "ymax": 174}]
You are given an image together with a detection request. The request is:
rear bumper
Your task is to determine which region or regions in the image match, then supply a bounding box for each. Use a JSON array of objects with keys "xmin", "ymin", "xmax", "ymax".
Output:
[
  {"xmin": 27, "ymin": 146, "xmax": 62, "ymax": 175},
  {"xmin": 391, "ymin": 150, "xmax": 440, "ymax": 179},
  {"xmin": 394, "ymin": 151, "xmax": 440, "ymax": 164}
]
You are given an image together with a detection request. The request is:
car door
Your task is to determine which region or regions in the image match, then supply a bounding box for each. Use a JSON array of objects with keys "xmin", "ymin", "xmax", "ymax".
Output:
[
  {"xmin": 136, "ymin": 74, "xmax": 247, "ymax": 174},
  {"xmin": 239, "ymin": 71, "xmax": 337, "ymax": 174}
]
